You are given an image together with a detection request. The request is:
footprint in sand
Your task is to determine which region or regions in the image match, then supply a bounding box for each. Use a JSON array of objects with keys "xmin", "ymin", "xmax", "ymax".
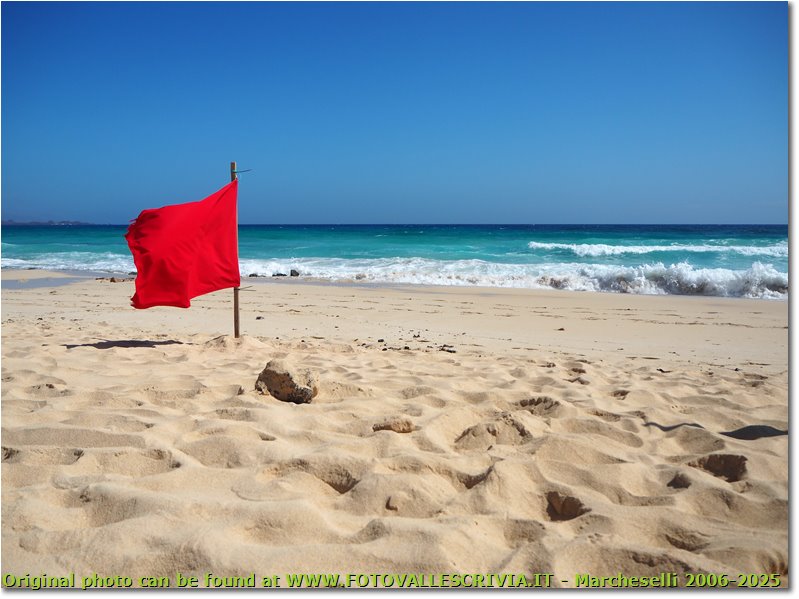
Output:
[
  {"xmin": 503, "ymin": 519, "xmax": 546, "ymax": 547},
  {"xmin": 455, "ymin": 415, "xmax": 531, "ymax": 450},
  {"xmin": 2, "ymin": 446, "xmax": 84, "ymax": 465},
  {"xmin": 560, "ymin": 419, "xmax": 643, "ymax": 448},
  {"xmin": 545, "ymin": 491, "xmax": 590, "ymax": 521},
  {"xmin": 457, "ymin": 466, "xmax": 493, "ymax": 490},
  {"xmin": 666, "ymin": 471, "xmax": 692, "ymax": 490},
  {"xmin": 459, "ymin": 391, "xmax": 493, "ymax": 404},
  {"xmin": 662, "ymin": 526, "xmax": 710, "ymax": 552},
  {"xmin": 278, "ymin": 458, "xmax": 362, "ymax": 494},
  {"xmin": 688, "ymin": 453, "xmax": 747, "ymax": 483},
  {"xmin": 177, "ymin": 436, "xmax": 262, "ymax": 469},
  {"xmin": 62, "ymin": 414, "xmax": 154, "ymax": 433},
  {"xmin": 27, "ymin": 383, "xmax": 71, "ymax": 398},
  {"xmin": 399, "ymin": 385, "xmax": 436, "ymax": 399},
  {"xmin": 84, "ymin": 448, "xmax": 180, "ymax": 476},
  {"xmin": 518, "ymin": 396, "xmax": 560, "ymax": 417},
  {"xmin": 215, "ymin": 408, "xmax": 257, "ymax": 422},
  {"xmin": 588, "ymin": 409, "xmax": 620, "ymax": 422}
]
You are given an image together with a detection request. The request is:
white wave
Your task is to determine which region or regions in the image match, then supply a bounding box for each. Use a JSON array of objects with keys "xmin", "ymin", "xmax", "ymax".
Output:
[
  {"xmin": 239, "ymin": 258, "xmax": 788, "ymax": 300},
  {"xmin": 527, "ymin": 240, "xmax": 788, "ymax": 258},
  {"xmin": 2, "ymin": 253, "xmax": 787, "ymax": 299},
  {"xmin": 1, "ymin": 253, "xmax": 135, "ymax": 273},
  {"xmin": 531, "ymin": 261, "xmax": 788, "ymax": 299}
]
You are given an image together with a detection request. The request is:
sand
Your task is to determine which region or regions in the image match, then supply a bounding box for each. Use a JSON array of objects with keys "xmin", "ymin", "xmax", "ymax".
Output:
[{"xmin": 1, "ymin": 271, "xmax": 788, "ymax": 588}]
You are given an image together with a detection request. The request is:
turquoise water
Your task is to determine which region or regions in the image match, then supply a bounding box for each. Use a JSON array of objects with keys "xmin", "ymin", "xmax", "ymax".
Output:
[{"xmin": 1, "ymin": 224, "xmax": 788, "ymax": 298}]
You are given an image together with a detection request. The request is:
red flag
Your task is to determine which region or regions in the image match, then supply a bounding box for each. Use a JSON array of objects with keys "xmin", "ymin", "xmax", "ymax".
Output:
[{"xmin": 125, "ymin": 180, "xmax": 240, "ymax": 309}]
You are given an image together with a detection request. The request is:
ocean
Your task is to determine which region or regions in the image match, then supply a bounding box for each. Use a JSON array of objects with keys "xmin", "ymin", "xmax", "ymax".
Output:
[{"xmin": 0, "ymin": 224, "xmax": 788, "ymax": 299}]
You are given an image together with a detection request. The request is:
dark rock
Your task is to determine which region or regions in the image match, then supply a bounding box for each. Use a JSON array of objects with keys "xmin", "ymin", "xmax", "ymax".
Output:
[
  {"xmin": 272, "ymin": 273, "xmax": 287, "ymax": 277},
  {"xmin": 255, "ymin": 316, "xmax": 264, "ymax": 320},
  {"xmin": 255, "ymin": 359, "xmax": 319, "ymax": 404},
  {"xmin": 248, "ymin": 273, "xmax": 261, "ymax": 277},
  {"xmin": 290, "ymin": 269, "xmax": 300, "ymax": 277}
]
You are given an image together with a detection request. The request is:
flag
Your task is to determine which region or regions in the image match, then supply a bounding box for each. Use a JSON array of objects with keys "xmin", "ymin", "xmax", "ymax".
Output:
[{"xmin": 125, "ymin": 180, "xmax": 240, "ymax": 309}]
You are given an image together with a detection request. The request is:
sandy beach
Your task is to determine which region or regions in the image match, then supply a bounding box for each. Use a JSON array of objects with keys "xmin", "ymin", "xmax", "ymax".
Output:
[{"xmin": 1, "ymin": 271, "xmax": 788, "ymax": 588}]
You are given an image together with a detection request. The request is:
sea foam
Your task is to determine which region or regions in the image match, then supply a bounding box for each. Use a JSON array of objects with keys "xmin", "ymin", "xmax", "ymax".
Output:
[
  {"xmin": 2, "ymin": 253, "xmax": 135, "ymax": 274},
  {"xmin": 527, "ymin": 240, "xmax": 788, "ymax": 258},
  {"xmin": 3, "ymin": 253, "xmax": 787, "ymax": 300},
  {"xmin": 239, "ymin": 258, "xmax": 787, "ymax": 299}
]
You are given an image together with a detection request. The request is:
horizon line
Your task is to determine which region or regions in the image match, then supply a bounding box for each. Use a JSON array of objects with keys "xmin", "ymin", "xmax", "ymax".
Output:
[{"xmin": 1, "ymin": 222, "xmax": 789, "ymax": 227}]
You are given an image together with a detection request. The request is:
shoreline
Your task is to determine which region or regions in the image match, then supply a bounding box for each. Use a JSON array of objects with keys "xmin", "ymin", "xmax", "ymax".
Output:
[
  {"xmin": 0, "ymin": 267, "xmax": 789, "ymax": 303},
  {"xmin": 1, "ymin": 268, "xmax": 788, "ymax": 368}
]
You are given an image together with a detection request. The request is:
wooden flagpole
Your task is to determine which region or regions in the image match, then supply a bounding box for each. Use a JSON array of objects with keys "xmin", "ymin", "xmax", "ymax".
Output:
[{"xmin": 231, "ymin": 161, "xmax": 240, "ymax": 338}]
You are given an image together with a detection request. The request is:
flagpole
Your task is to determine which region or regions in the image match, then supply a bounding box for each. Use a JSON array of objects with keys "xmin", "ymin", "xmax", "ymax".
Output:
[{"xmin": 231, "ymin": 161, "xmax": 240, "ymax": 338}]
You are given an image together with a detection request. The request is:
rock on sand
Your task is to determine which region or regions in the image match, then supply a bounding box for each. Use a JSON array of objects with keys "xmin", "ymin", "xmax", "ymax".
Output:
[{"xmin": 255, "ymin": 359, "xmax": 319, "ymax": 404}]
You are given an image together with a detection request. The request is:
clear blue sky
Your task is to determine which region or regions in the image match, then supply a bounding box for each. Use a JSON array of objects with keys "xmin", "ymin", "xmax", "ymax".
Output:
[{"xmin": 2, "ymin": 1, "xmax": 787, "ymax": 224}]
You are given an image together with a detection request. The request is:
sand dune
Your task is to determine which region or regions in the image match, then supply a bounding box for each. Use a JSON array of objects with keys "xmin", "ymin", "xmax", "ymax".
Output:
[{"xmin": 1, "ymin": 274, "xmax": 788, "ymax": 587}]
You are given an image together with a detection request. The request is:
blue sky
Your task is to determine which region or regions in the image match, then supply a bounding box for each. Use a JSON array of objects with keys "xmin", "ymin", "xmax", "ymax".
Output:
[{"xmin": 1, "ymin": 2, "xmax": 787, "ymax": 224}]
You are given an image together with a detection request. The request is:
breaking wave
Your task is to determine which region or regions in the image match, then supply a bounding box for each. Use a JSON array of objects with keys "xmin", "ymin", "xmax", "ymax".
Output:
[
  {"xmin": 2, "ymin": 253, "xmax": 787, "ymax": 299},
  {"xmin": 240, "ymin": 258, "xmax": 787, "ymax": 300},
  {"xmin": 1, "ymin": 253, "xmax": 135, "ymax": 273},
  {"xmin": 527, "ymin": 240, "xmax": 788, "ymax": 258}
]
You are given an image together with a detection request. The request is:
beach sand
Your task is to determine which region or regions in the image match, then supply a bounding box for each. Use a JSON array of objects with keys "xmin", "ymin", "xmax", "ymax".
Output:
[{"xmin": 1, "ymin": 271, "xmax": 788, "ymax": 587}]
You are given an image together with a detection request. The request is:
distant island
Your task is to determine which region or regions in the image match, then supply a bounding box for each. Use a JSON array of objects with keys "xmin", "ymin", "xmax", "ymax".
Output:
[{"xmin": 2, "ymin": 220, "xmax": 96, "ymax": 226}]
